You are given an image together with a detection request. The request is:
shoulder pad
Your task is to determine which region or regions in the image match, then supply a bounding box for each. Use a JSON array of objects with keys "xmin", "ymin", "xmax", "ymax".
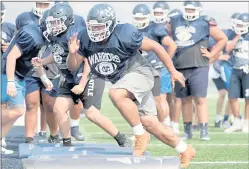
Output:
[
  {"xmin": 204, "ymin": 15, "xmax": 217, "ymax": 26},
  {"xmin": 119, "ymin": 24, "xmax": 143, "ymax": 52}
]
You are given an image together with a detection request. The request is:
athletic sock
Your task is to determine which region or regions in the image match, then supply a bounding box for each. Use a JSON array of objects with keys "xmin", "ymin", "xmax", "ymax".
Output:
[
  {"xmin": 114, "ymin": 132, "xmax": 126, "ymax": 145},
  {"xmin": 175, "ymin": 140, "xmax": 187, "ymax": 154},
  {"xmin": 70, "ymin": 118, "xmax": 80, "ymax": 127},
  {"xmin": 223, "ymin": 114, "xmax": 229, "ymax": 122},
  {"xmin": 132, "ymin": 123, "xmax": 145, "ymax": 136}
]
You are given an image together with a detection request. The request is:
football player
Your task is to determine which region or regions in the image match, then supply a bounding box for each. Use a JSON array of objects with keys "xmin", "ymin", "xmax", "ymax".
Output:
[
  {"xmin": 1, "ymin": 1, "xmax": 16, "ymax": 154},
  {"xmin": 132, "ymin": 3, "xmax": 176, "ymax": 128},
  {"xmin": 53, "ymin": 0, "xmax": 86, "ymax": 141},
  {"xmin": 169, "ymin": 0, "xmax": 228, "ymax": 141},
  {"xmin": 168, "ymin": 8, "xmax": 184, "ymax": 135},
  {"xmin": 209, "ymin": 13, "xmax": 240, "ymax": 129},
  {"xmin": 1, "ymin": 18, "xmax": 46, "ymax": 154},
  {"xmin": 15, "ymin": 1, "xmax": 54, "ymax": 143},
  {"xmin": 32, "ymin": 3, "xmax": 132, "ymax": 147},
  {"xmin": 66, "ymin": 4, "xmax": 196, "ymax": 168},
  {"xmin": 225, "ymin": 13, "xmax": 249, "ymax": 133}
]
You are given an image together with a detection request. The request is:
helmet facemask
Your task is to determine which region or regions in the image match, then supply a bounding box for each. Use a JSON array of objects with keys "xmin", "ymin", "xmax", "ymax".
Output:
[
  {"xmin": 45, "ymin": 15, "xmax": 68, "ymax": 36},
  {"xmin": 32, "ymin": 2, "xmax": 52, "ymax": 17},
  {"xmin": 183, "ymin": 5, "xmax": 201, "ymax": 21},
  {"xmin": 234, "ymin": 19, "xmax": 249, "ymax": 35},
  {"xmin": 87, "ymin": 20, "xmax": 114, "ymax": 42},
  {"xmin": 153, "ymin": 8, "xmax": 170, "ymax": 24},
  {"xmin": 132, "ymin": 13, "xmax": 150, "ymax": 29}
]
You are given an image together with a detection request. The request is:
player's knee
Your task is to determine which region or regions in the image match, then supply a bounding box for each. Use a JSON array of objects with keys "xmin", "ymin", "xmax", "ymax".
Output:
[
  {"xmin": 229, "ymin": 98, "xmax": 237, "ymax": 104},
  {"xmin": 85, "ymin": 107, "xmax": 100, "ymax": 122},
  {"xmin": 26, "ymin": 100, "xmax": 39, "ymax": 112},
  {"xmin": 141, "ymin": 116, "xmax": 158, "ymax": 130},
  {"xmin": 194, "ymin": 97, "xmax": 206, "ymax": 105},
  {"xmin": 109, "ymin": 89, "xmax": 119, "ymax": 102},
  {"xmin": 9, "ymin": 107, "xmax": 25, "ymax": 119},
  {"xmin": 219, "ymin": 89, "xmax": 227, "ymax": 98},
  {"xmin": 182, "ymin": 97, "xmax": 192, "ymax": 104}
]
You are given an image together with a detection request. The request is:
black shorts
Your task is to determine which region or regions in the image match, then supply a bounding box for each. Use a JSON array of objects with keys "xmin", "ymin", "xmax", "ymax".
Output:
[
  {"xmin": 175, "ymin": 67, "xmax": 209, "ymax": 98},
  {"xmin": 228, "ymin": 69, "xmax": 249, "ymax": 100},
  {"xmin": 212, "ymin": 77, "xmax": 226, "ymax": 91},
  {"xmin": 152, "ymin": 76, "xmax": 160, "ymax": 97},
  {"xmin": 58, "ymin": 77, "xmax": 105, "ymax": 109}
]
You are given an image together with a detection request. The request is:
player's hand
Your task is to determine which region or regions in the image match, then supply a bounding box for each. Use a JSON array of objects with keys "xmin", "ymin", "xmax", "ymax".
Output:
[
  {"xmin": 171, "ymin": 71, "xmax": 185, "ymax": 88},
  {"xmin": 219, "ymin": 54, "xmax": 230, "ymax": 61},
  {"xmin": 31, "ymin": 57, "xmax": 43, "ymax": 67},
  {"xmin": 7, "ymin": 81, "xmax": 17, "ymax": 97},
  {"xmin": 68, "ymin": 33, "xmax": 80, "ymax": 54},
  {"xmin": 71, "ymin": 84, "xmax": 84, "ymax": 95},
  {"xmin": 2, "ymin": 42, "xmax": 10, "ymax": 53},
  {"xmin": 201, "ymin": 47, "xmax": 212, "ymax": 59},
  {"xmin": 41, "ymin": 76, "xmax": 53, "ymax": 91}
]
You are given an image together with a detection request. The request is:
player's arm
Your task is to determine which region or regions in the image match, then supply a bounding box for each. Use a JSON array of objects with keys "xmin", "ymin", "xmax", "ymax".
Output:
[
  {"xmin": 36, "ymin": 66, "xmax": 53, "ymax": 91},
  {"xmin": 225, "ymin": 35, "xmax": 240, "ymax": 53},
  {"xmin": 161, "ymin": 36, "xmax": 177, "ymax": 58},
  {"xmin": 6, "ymin": 45, "xmax": 22, "ymax": 81},
  {"xmin": 78, "ymin": 59, "xmax": 90, "ymax": 89},
  {"xmin": 41, "ymin": 54, "xmax": 55, "ymax": 65},
  {"xmin": 67, "ymin": 33, "xmax": 84, "ymax": 72},
  {"xmin": 209, "ymin": 26, "xmax": 228, "ymax": 60},
  {"xmin": 140, "ymin": 36, "xmax": 177, "ymax": 74}
]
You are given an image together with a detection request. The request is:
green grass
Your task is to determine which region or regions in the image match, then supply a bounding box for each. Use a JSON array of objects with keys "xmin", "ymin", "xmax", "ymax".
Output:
[{"xmin": 79, "ymin": 92, "xmax": 249, "ymax": 169}]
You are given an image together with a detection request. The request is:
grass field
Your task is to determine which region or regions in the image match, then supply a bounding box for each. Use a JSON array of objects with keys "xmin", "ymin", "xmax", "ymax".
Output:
[{"xmin": 79, "ymin": 92, "xmax": 249, "ymax": 169}]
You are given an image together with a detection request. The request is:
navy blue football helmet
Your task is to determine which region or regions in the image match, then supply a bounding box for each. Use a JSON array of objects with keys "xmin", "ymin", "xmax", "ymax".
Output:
[
  {"xmin": 32, "ymin": 0, "xmax": 53, "ymax": 18},
  {"xmin": 183, "ymin": 0, "xmax": 202, "ymax": 21},
  {"xmin": 152, "ymin": 1, "xmax": 170, "ymax": 23},
  {"xmin": 45, "ymin": 3, "xmax": 74, "ymax": 36},
  {"xmin": 132, "ymin": 4, "xmax": 151, "ymax": 29},
  {"xmin": 234, "ymin": 13, "xmax": 249, "ymax": 34},
  {"xmin": 87, "ymin": 4, "xmax": 116, "ymax": 42}
]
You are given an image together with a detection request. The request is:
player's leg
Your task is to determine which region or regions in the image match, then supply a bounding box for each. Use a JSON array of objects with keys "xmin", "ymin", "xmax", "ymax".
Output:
[
  {"xmin": 242, "ymin": 72, "xmax": 249, "ymax": 133},
  {"xmin": 190, "ymin": 67, "xmax": 210, "ymax": 141},
  {"xmin": 1, "ymin": 74, "xmax": 26, "ymax": 154},
  {"xmin": 172, "ymin": 96, "xmax": 181, "ymax": 135},
  {"xmin": 226, "ymin": 69, "xmax": 242, "ymax": 133},
  {"xmin": 41, "ymin": 92, "xmax": 59, "ymax": 143},
  {"xmin": 160, "ymin": 68, "xmax": 172, "ymax": 126},
  {"xmin": 69, "ymin": 102, "xmax": 84, "ymax": 141},
  {"xmin": 38, "ymin": 103, "xmax": 47, "ymax": 141},
  {"xmin": 83, "ymin": 78, "xmax": 131, "ymax": 147},
  {"xmin": 53, "ymin": 82, "xmax": 74, "ymax": 146},
  {"xmin": 109, "ymin": 70, "xmax": 196, "ymax": 167},
  {"xmin": 212, "ymin": 77, "xmax": 227, "ymax": 128},
  {"xmin": 192, "ymin": 102, "xmax": 199, "ymax": 131},
  {"xmin": 24, "ymin": 77, "xmax": 42, "ymax": 143}
]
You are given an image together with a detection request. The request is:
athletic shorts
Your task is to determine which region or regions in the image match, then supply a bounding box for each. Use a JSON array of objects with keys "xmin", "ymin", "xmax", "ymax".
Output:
[
  {"xmin": 228, "ymin": 69, "xmax": 249, "ymax": 100},
  {"xmin": 111, "ymin": 66, "xmax": 157, "ymax": 116},
  {"xmin": 1, "ymin": 74, "xmax": 26, "ymax": 107},
  {"xmin": 160, "ymin": 67, "xmax": 172, "ymax": 94},
  {"xmin": 25, "ymin": 76, "xmax": 59, "ymax": 97},
  {"xmin": 175, "ymin": 67, "xmax": 209, "ymax": 98},
  {"xmin": 58, "ymin": 77, "xmax": 105, "ymax": 109}
]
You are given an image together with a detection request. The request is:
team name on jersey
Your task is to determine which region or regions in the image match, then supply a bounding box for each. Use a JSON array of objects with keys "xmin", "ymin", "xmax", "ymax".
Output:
[{"xmin": 89, "ymin": 52, "xmax": 121, "ymax": 76}]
